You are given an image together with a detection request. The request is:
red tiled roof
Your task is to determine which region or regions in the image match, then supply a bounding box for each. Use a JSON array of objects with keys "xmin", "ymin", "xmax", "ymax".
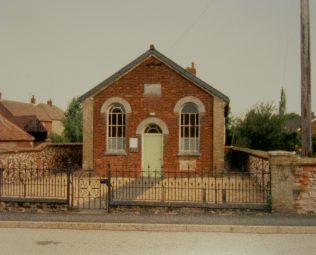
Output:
[
  {"xmin": 0, "ymin": 114, "xmax": 34, "ymax": 141},
  {"xmin": 37, "ymin": 103, "xmax": 64, "ymax": 121},
  {"xmin": 0, "ymin": 99, "xmax": 51, "ymax": 122}
]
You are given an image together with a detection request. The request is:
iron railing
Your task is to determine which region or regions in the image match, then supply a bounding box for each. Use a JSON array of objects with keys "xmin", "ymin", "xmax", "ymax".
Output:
[
  {"xmin": 0, "ymin": 162, "xmax": 72, "ymax": 204},
  {"xmin": 108, "ymin": 166, "xmax": 271, "ymax": 209}
]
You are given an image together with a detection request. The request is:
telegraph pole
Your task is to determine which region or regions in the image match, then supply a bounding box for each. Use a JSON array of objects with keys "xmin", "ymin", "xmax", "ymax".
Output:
[{"xmin": 301, "ymin": 0, "xmax": 312, "ymax": 157}]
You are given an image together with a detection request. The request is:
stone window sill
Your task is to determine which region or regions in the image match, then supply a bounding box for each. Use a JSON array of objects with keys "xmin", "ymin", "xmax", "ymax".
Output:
[
  {"xmin": 104, "ymin": 151, "xmax": 127, "ymax": 156},
  {"xmin": 177, "ymin": 152, "xmax": 201, "ymax": 157}
]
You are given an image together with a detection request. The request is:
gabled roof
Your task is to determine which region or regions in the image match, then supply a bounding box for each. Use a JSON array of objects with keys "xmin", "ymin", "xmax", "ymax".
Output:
[
  {"xmin": 37, "ymin": 103, "xmax": 64, "ymax": 121},
  {"xmin": 0, "ymin": 99, "xmax": 51, "ymax": 122},
  {"xmin": 0, "ymin": 114, "xmax": 34, "ymax": 141},
  {"xmin": 79, "ymin": 46, "xmax": 230, "ymax": 103}
]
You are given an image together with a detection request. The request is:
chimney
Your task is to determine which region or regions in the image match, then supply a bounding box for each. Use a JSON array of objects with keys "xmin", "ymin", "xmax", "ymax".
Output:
[
  {"xmin": 186, "ymin": 62, "xmax": 196, "ymax": 75},
  {"xmin": 47, "ymin": 99, "xmax": 53, "ymax": 106},
  {"xmin": 30, "ymin": 95, "xmax": 36, "ymax": 104}
]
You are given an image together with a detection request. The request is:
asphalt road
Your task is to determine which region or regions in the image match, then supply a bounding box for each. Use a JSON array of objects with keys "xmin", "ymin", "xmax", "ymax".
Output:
[{"xmin": 0, "ymin": 228, "xmax": 315, "ymax": 255}]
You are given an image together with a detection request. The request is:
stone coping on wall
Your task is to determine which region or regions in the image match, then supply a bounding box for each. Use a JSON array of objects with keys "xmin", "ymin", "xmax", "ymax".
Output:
[
  {"xmin": 226, "ymin": 146, "xmax": 316, "ymax": 165},
  {"xmin": 0, "ymin": 142, "xmax": 82, "ymax": 155},
  {"xmin": 268, "ymin": 152, "xmax": 316, "ymax": 166},
  {"xmin": 226, "ymin": 146, "xmax": 269, "ymax": 159}
]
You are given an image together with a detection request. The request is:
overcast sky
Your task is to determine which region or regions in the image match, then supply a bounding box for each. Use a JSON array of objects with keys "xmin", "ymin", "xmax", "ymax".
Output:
[{"xmin": 0, "ymin": 0, "xmax": 315, "ymax": 115}]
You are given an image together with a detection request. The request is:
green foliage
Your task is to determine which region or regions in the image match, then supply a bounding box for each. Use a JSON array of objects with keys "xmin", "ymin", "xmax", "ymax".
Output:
[
  {"xmin": 63, "ymin": 97, "xmax": 83, "ymax": 142},
  {"xmin": 279, "ymin": 87, "xmax": 287, "ymax": 116},
  {"xmin": 49, "ymin": 132, "xmax": 68, "ymax": 143},
  {"xmin": 225, "ymin": 106, "xmax": 233, "ymax": 145},
  {"xmin": 233, "ymin": 102, "xmax": 299, "ymax": 151}
]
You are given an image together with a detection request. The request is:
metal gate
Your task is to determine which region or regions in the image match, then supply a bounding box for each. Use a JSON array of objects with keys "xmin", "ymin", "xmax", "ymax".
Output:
[{"xmin": 72, "ymin": 170, "xmax": 109, "ymax": 210}]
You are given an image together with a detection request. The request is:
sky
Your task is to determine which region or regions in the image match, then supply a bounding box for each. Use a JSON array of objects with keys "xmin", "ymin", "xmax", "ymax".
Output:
[{"xmin": 0, "ymin": 0, "xmax": 315, "ymax": 116}]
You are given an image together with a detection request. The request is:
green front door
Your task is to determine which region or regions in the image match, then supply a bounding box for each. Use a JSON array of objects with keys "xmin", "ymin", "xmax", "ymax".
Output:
[{"xmin": 142, "ymin": 133, "xmax": 163, "ymax": 177}]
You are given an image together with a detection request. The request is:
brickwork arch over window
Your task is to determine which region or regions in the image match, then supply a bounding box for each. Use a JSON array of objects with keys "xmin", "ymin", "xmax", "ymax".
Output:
[
  {"xmin": 100, "ymin": 97, "xmax": 132, "ymax": 114},
  {"xmin": 173, "ymin": 96, "xmax": 205, "ymax": 113}
]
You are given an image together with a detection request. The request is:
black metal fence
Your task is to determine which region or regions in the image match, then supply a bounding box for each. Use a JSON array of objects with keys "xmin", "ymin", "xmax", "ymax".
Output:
[
  {"xmin": 0, "ymin": 158, "xmax": 271, "ymax": 211},
  {"xmin": 0, "ymin": 162, "xmax": 72, "ymax": 205},
  {"xmin": 108, "ymin": 166, "xmax": 271, "ymax": 210}
]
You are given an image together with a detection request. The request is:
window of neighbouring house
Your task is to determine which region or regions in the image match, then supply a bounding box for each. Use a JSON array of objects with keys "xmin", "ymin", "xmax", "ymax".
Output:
[
  {"xmin": 107, "ymin": 103, "xmax": 126, "ymax": 153},
  {"xmin": 180, "ymin": 103, "xmax": 200, "ymax": 154}
]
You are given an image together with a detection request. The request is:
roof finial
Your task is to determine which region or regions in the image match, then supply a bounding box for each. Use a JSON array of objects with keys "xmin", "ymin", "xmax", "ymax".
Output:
[{"xmin": 149, "ymin": 44, "xmax": 155, "ymax": 50}]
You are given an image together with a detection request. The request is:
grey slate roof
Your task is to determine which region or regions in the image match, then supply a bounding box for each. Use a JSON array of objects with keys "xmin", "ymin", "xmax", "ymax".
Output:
[{"xmin": 79, "ymin": 46, "xmax": 230, "ymax": 103}]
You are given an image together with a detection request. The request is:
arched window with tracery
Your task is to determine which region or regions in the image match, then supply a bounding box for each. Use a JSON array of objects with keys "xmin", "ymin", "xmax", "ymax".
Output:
[
  {"xmin": 180, "ymin": 103, "xmax": 199, "ymax": 153},
  {"xmin": 107, "ymin": 103, "xmax": 126, "ymax": 152}
]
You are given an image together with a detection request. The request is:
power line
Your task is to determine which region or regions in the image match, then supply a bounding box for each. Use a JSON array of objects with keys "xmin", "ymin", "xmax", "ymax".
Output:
[{"xmin": 166, "ymin": 0, "xmax": 216, "ymax": 52}]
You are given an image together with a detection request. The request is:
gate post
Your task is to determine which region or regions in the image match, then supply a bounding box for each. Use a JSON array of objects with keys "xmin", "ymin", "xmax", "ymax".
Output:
[
  {"xmin": 67, "ymin": 159, "xmax": 73, "ymax": 210},
  {"xmin": 269, "ymin": 151, "xmax": 296, "ymax": 213}
]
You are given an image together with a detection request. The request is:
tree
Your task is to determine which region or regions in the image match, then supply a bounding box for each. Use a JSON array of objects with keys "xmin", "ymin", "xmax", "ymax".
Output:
[
  {"xmin": 279, "ymin": 87, "xmax": 287, "ymax": 117},
  {"xmin": 49, "ymin": 132, "xmax": 67, "ymax": 143},
  {"xmin": 233, "ymin": 102, "xmax": 299, "ymax": 151},
  {"xmin": 225, "ymin": 106, "xmax": 233, "ymax": 145},
  {"xmin": 234, "ymin": 103, "xmax": 284, "ymax": 150},
  {"xmin": 63, "ymin": 97, "xmax": 83, "ymax": 142}
]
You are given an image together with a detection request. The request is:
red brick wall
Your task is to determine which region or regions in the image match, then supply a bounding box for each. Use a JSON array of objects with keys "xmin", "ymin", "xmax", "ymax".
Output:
[{"xmin": 93, "ymin": 56, "xmax": 214, "ymax": 175}]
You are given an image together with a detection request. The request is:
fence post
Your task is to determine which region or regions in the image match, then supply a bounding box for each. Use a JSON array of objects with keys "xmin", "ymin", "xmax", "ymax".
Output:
[
  {"xmin": 67, "ymin": 159, "xmax": 73, "ymax": 210},
  {"xmin": 106, "ymin": 163, "xmax": 112, "ymax": 213}
]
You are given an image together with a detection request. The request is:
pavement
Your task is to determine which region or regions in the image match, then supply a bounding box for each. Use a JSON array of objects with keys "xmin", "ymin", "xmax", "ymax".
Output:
[{"xmin": 1, "ymin": 210, "xmax": 316, "ymax": 234}]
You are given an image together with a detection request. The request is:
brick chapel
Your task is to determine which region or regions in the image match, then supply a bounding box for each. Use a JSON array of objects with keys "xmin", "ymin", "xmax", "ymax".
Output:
[{"xmin": 80, "ymin": 45, "xmax": 229, "ymax": 176}]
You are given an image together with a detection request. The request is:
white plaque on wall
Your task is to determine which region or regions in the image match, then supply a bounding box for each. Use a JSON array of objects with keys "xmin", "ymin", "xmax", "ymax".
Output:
[
  {"xmin": 129, "ymin": 138, "xmax": 138, "ymax": 149},
  {"xmin": 144, "ymin": 83, "xmax": 161, "ymax": 95}
]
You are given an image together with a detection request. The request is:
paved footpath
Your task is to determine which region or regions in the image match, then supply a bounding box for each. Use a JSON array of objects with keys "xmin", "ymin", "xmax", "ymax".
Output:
[{"xmin": 1, "ymin": 211, "xmax": 316, "ymax": 233}]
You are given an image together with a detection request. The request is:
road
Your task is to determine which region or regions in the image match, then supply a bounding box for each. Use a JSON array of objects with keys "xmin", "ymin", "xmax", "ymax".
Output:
[{"xmin": 0, "ymin": 228, "xmax": 315, "ymax": 255}]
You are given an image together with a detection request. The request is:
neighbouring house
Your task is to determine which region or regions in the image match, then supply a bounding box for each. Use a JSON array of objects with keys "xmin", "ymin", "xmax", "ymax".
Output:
[
  {"xmin": 286, "ymin": 112, "xmax": 316, "ymax": 135},
  {"xmin": 0, "ymin": 94, "xmax": 64, "ymax": 142},
  {"xmin": 79, "ymin": 45, "xmax": 229, "ymax": 176},
  {"xmin": 0, "ymin": 113, "xmax": 34, "ymax": 150},
  {"xmin": 38, "ymin": 99, "xmax": 65, "ymax": 136}
]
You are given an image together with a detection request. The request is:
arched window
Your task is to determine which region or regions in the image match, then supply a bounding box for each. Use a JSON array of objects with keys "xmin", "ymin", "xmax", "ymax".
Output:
[
  {"xmin": 180, "ymin": 103, "xmax": 199, "ymax": 153},
  {"xmin": 144, "ymin": 124, "xmax": 162, "ymax": 134},
  {"xmin": 107, "ymin": 104, "xmax": 126, "ymax": 152}
]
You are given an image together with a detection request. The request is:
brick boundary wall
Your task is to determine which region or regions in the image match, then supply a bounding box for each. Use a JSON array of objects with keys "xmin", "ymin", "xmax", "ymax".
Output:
[
  {"xmin": 269, "ymin": 152, "xmax": 316, "ymax": 214},
  {"xmin": 0, "ymin": 143, "xmax": 82, "ymax": 170}
]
